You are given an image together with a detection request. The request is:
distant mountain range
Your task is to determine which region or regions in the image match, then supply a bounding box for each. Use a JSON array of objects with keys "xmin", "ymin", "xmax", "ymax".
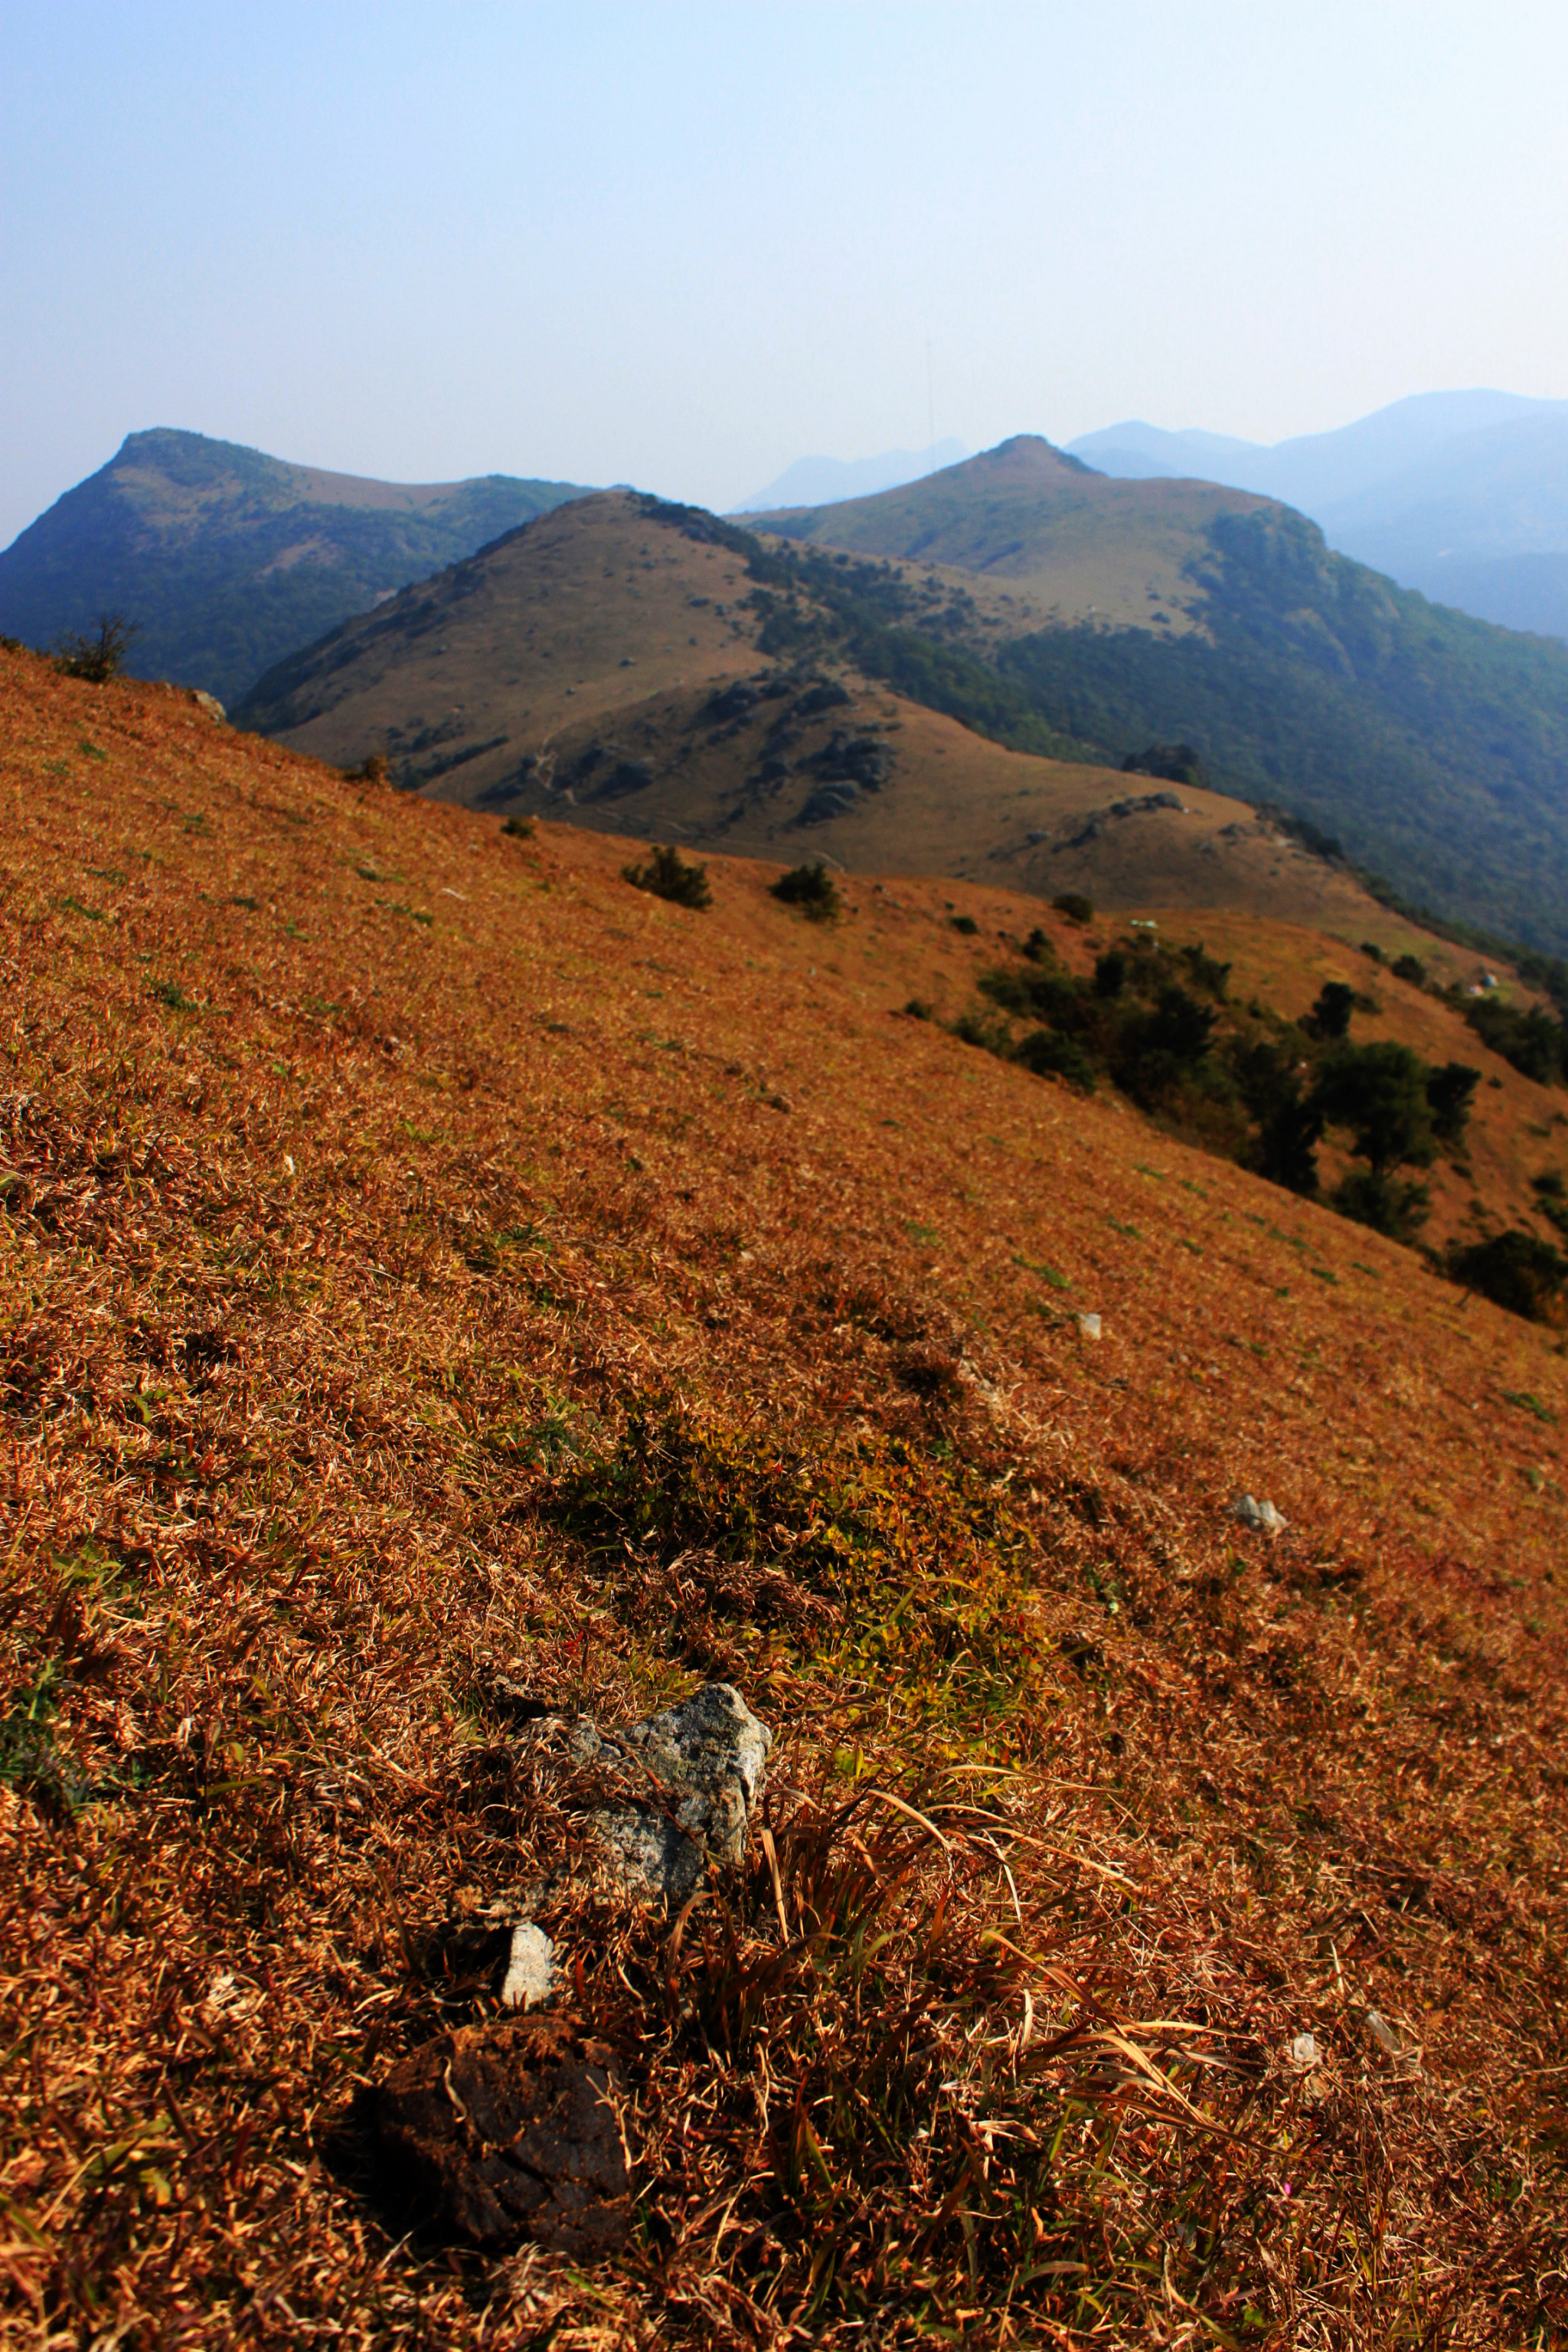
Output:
[
  {"xmin": 0, "ymin": 430, "xmax": 591, "ymax": 705},
  {"xmin": 734, "ymin": 439, "xmax": 968, "ymax": 514},
  {"xmin": 1069, "ymin": 391, "xmax": 1568, "ymax": 639},
  {"xmin": 237, "ymin": 434, "xmax": 1568, "ymax": 951}
]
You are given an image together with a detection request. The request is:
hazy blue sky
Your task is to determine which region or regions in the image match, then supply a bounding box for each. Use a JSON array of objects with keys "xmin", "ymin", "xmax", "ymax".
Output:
[{"xmin": 5, "ymin": 1, "xmax": 1568, "ymax": 544}]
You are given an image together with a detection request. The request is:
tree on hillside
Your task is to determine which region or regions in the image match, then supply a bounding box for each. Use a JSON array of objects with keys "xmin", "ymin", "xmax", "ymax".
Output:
[
  {"xmin": 1463, "ymin": 995, "xmax": 1565, "ymax": 1086},
  {"xmin": 1312, "ymin": 1042, "xmax": 1437, "ymax": 1172},
  {"xmin": 55, "ymin": 611, "xmax": 139, "ymax": 683},
  {"xmin": 1306, "ymin": 981, "xmax": 1355, "ymax": 1040},
  {"xmin": 1449, "ymin": 1229, "xmax": 1568, "ymax": 1322},
  {"xmin": 1235, "ymin": 1038, "xmax": 1322, "ymax": 1195},
  {"xmin": 1426, "ymin": 1060, "xmax": 1480, "ymax": 1148},
  {"xmin": 1311, "ymin": 1040, "xmax": 1436, "ymax": 1239}
]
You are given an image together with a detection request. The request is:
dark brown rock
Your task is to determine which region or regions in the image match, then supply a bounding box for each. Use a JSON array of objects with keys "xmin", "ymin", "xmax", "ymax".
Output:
[{"xmin": 374, "ymin": 2015, "xmax": 629, "ymax": 2255}]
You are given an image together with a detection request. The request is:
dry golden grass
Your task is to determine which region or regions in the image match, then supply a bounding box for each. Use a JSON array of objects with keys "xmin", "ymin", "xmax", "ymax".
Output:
[{"xmin": 3, "ymin": 644, "xmax": 1567, "ymax": 2347}]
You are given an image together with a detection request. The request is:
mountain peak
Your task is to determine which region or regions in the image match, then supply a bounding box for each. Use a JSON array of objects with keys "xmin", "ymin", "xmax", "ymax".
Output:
[{"xmin": 971, "ymin": 433, "xmax": 1095, "ymax": 479}]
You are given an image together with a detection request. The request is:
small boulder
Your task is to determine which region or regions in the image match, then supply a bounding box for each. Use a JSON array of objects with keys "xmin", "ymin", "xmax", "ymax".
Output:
[
  {"xmin": 584, "ymin": 1681, "xmax": 772, "ymax": 1899},
  {"xmin": 514, "ymin": 1682, "xmax": 773, "ymax": 1905},
  {"xmin": 1076, "ymin": 1312, "xmax": 1102, "ymax": 1341},
  {"xmin": 1231, "ymin": 1491, "xmax": 1287, "ymax": 1535},
  {"xmin": 375, "ymin": 2015, "xmax": 629, "ymax": 2254}
]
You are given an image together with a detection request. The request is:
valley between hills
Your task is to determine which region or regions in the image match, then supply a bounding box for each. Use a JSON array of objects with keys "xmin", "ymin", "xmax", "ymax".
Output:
[{"xmin": 3, "ymin": 642, "xmax": 1567, "ymax": 2344}]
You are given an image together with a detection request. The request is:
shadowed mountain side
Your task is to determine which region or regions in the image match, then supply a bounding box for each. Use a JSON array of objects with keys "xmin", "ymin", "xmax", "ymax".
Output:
[
  {"xmin": 753, "ymin": 441, "xmax": 1568, "ymax": 952},
  {"xmin": 0, "ymin": 428, "xmax": 591, "ymax": 705},
  {"xmin": 1070, "ymin": 395, "xmax": 1568, "ymax": 643}
]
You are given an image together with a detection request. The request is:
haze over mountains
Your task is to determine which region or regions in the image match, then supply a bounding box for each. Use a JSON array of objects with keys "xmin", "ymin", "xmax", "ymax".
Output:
[
  {"xmin": 734, "ymin": 439, "xmax": 968, "ymax": 514},
  {"xmin": 1069, "ymin": 390, "xmax": 1568, "ymax": 639},
  {"xmin": 0, "ymin": 429, "xmax": 590, "ymax": 706}
]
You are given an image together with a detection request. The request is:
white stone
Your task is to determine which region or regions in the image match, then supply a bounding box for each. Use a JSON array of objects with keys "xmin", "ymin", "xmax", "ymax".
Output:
[{"xmin": 500, "ymin": 1921, "xmax": 555, "ymax": 2011}]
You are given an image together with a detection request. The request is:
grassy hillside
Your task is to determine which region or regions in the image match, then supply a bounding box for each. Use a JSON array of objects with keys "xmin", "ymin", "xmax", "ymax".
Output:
[
  {"xmin": 764, "ymin": 439, "xmax": 1568, "ymax": 953},
  {"xmin": 3, "ymin": 644, "xmax": 1567, "ymax": 2344},
  {"xmin": 0, "ymin": 429, "xmax": 590, "ymax": 706},
  {"xmin": 233, "ymin": 488, "xmax": 1475, "ymax": 948}
]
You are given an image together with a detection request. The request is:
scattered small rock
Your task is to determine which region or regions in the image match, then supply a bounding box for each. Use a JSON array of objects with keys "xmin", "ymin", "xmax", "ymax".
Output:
[
  {"xmin": 1076, "ymin": 1312, "xmax": 1102, "ymax": 1341},
  {"xmin": 1231, "ymin": 1491, "xmax": 1287, "ymax": 1534},
  {"xmin": 375, "ymin": 2015, "xmax": 629, "ymax": 2253},
  {"xmin": 1289, "ymin": 2031, "xmax": 1319, "ymax": 2070}
]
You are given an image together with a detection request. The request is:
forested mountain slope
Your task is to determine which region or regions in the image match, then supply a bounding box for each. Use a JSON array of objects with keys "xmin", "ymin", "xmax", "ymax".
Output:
[{"xmin": 0, "ymin": 429, "xmax": 590, "ymax": 704}]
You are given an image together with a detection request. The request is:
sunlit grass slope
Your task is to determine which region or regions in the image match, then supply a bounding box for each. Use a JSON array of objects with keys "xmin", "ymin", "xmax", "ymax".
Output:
[{"xmin": 2, "ymin": 645, "xmax": 1566, "ymax": 2347}]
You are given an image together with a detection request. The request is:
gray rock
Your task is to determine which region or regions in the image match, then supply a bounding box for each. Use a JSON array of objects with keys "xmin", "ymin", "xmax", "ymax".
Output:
[
  {"xmin": 191, "ymin": 690, "xmax": 227, "ymax": 723},
  {"xmin": 1231, "ymin": 1491, "xmax": 1287, "ymax": 1534},
  {"xmin": 617, "ymin": 1680, "xmax": 771, "ymax": 1867},
  {"xmin": 519, "ymin": 1682, "xmax": 773, "ymax": 1904}
]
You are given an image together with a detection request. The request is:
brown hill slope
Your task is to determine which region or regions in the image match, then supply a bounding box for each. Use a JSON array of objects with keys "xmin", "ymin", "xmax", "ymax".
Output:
[
  {"xmin": 234, "ymin": 485, "xmax": 1441, "ymax": 945},
  {"xmin": 4, "ymin": 646, "xmax": 1566, "ymax": 2346}
]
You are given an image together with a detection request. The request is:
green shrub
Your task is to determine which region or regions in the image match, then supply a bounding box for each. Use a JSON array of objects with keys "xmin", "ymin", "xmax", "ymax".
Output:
[
  {"xmin": 949, "ymin": 913, "xmax": 979, "ymax": 936},
  {"xmin": 1392, "ymin": 952, "xmax": 1427, "ymax": 986},
  {"xmin": 1307, "ymin": 981, "xmax": 1355, "ymax": 1040},
  {"xmin": 1051, "ymin": 892, "xmax": 1094, "ymax": 923},
  {"xmin": 1178, "ymin": 942, "xmax": 1232, "ymax": 998},
  {"xmin": 1331, "ymin": 1167, "xmax": 1430, "ymax": 1241},
  {"xmin": 1449, "ymin": 1228, "xmax": 1568, "ymax": 1321},
  {"xmin": 1235, "ymin": 1039, "xmax": 1322, "ymax": 1195},
  {"xmin": 1463, "ymin": 995, "xmax": 1564, "ymax": 1085},
  {"xmin": 501, "ymin": 812, "xmax": 536, "ymax": 839},
  {"xmin": 55, "ymin": 611, "xmax": 139, "ymax": 684},
  {"xmin": 622, "ymin": 844, "xmax": 712, "ymax": 910},
  {"xmin": 770, "ymin": 861, "xmax": 841, "ymax": 921},
  {"xmin": 1311, "ymin": 1042, "xmax": 1436, "ymax": 1171},
  {"xmin": 1013, "ymin": 1028, "xmax": 1097, "ymax": 1091},
  {"xmin": 1122, "ymin": 742, "xmax": 1204, "ymax": 787}
]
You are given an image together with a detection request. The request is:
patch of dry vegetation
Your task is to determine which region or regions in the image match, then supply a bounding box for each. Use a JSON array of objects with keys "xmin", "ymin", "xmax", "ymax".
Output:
[{"xmin": 2, "ymin": 645, "xmax": 1567, "ymax": 2347}]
